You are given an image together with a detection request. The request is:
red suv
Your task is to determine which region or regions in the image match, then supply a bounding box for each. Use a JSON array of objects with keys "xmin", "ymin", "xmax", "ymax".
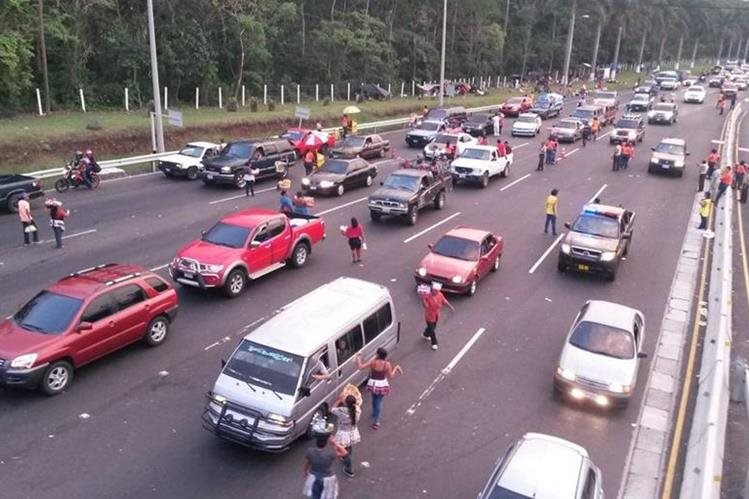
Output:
[{"xmin": 0, "ymin": 263, "xmax": 179, "ymax": 396}]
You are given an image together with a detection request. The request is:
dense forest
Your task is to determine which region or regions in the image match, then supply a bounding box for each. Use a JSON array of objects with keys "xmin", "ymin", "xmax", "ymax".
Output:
[{"xmin": 1, "ymin": 0, "xmax": 748, "ymax": 112}]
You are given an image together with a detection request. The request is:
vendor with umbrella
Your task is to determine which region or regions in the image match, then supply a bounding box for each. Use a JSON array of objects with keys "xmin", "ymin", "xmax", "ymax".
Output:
[{"xmin": 341, "ymin": 106, "xmax": 360, "ymax": 137}]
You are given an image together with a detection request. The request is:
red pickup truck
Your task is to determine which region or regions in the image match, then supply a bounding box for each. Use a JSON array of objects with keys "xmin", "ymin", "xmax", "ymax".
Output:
[{"xmin": 169, "ymin": 209, "xmax": 326, "ymax": 297}]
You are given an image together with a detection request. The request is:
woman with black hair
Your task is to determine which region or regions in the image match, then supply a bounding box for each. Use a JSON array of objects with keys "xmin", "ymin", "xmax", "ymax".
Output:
[
  {"xmin": 330, "ymin": 393, "xmax": 361, "ymax": 478},
  {"xmin": 356, "ymin": 347, "xmax": 402, "ymax": 429}
]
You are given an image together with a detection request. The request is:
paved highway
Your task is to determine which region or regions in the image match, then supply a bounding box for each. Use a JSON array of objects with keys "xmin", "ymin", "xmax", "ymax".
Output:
[{"xmin": 0, "ymin": 91, "xmax": 725, "ymax": 498}]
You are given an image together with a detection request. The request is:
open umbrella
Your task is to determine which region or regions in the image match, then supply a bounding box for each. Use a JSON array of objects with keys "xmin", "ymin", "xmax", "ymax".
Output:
[
  {"xmin": 342, "ymin": 105, "xmax": 361, "ymax": 114},
  {"xmin": 303, "ymin": 133, "xmax": 324, "ymax": 149}
]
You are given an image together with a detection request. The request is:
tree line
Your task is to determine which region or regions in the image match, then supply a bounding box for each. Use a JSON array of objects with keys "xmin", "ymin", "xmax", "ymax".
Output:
[{"xmin": 0, "ymin": 0, "xmax": 747, "ymax": 113}]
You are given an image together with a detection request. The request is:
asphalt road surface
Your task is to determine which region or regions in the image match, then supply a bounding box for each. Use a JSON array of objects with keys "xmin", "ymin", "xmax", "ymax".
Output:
[{"xmin": 0, "ymin": 90, "xmax": 727, "ymax": 498}]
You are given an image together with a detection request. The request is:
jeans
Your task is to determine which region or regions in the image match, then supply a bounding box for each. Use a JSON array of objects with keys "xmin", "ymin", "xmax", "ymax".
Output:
[
  {"xmin": 244, "ymin": 180, "xmax": 255, "ymax": 196},
  {"xmin": 83, "ymin": 171, "xmax": 93, "ymax": 188},
  {"xmin": 545, "ymin": 150, "xmax": 553, "ymax": 165},
  {"xmin": 342, "ymin": 446, "xmax": 353, "ymax": 474},
  {"xmin": 715, "ymin": 183, "xmax": 729, "ymax": 204},
  {"xmin": 549, "ymin": 150, "xmax": 556, "ymax": 164},
  {"xmin": 545, "ymin": 214, "xmax": 557, "ymax": 235},
  {"xmin": 304, "ymin": 162, "xmax": 314, "ymax": 176},
  {"xmin": 699, "ymin": 215, "xmax": 708, "ymax": 230},
  {"xmin": 734, "ymin": 173, "xmax": 745, "ymax": 189},
  {"xmin": 423, "ymin": 321, "xmax": 438, "ymax": 346},
  {"xmin": 698, "ymin": 173, "xmax": 706, "ymax": 192},
  {"xmin": 613, "ymin": 155, "xmax": 621, "ymax": 171},
  {"xmin": 22, "ymin": 221, "xmax": 39, "ymax": 245},
  {"xmin": 537, "ymin": 154, "xmax": 544, "ymax": 171},
  {"xmin": 371, "ymin": 393, "xmax": 384, "ymax": 424},
  {"xmin": 53, "ymin": 226, "xmax": 64, "ymax": 248}
]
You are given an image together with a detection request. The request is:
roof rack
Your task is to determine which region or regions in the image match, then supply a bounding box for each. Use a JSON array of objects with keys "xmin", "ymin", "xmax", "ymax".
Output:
[
  {"xmin": 67, "ymin": 263, "xmax": 117, "ymax": 278},
  {"xmin": 65, "ymin": 263, "xmax": 141, "ymax": 286},
  {"xmin": 104, "ymin": 272, "xmax": 141, "ymax": 286}
]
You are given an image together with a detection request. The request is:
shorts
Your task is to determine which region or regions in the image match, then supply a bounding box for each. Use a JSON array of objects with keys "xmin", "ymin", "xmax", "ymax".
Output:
[{"xmin": 348, "ymin": 237, "xmax": 362, "ymax": 250}]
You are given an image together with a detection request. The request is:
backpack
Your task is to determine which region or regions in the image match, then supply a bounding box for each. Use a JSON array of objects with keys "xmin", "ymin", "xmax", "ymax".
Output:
[{"xmin": 91, "ymin": 161, "xmax": 102, "ymax": 173}]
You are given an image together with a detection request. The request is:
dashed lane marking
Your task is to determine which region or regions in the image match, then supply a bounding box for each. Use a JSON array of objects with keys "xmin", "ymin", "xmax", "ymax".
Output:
[
  {"xmin": 403, "ymin": 212, "xmax": 461, "ymax": 244},
  {"xmin": 208, "ymin": 187, "xmax": 276, "ymax": 205},
  {"xmin": 315, "ymin": 196, "xmax": 368, "ymax": 216},
  {"xmin": 40, "ymin": 228, "xmax": 97, "ymax": 244},
  {"xmin": 528, "ymin": 234, "xmax": 564, "ymax": 274},
  {"xmin": 499, "ymin": 173, "xmax": 530, "ymax": 192}
]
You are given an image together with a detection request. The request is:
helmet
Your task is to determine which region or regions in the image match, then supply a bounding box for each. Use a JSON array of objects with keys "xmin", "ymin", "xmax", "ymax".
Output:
[
  {"xmin": 85, "ymin": 149, "xmax": 93, "ymax": 157},
  {"xmin": 75, "ymin": 150, "xmax": 84, "ymax": 160}
]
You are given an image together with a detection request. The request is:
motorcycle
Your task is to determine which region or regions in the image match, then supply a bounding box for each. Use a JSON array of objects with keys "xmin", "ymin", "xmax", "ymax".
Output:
[{"xmin": 54, "ymin": 161, "xmax": 100, "ymax": 192}]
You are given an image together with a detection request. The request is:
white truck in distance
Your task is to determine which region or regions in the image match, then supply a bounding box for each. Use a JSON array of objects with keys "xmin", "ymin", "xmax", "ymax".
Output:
[
  {"xmin": 450, "ymin": 145, "xmax": 512, "ymax": 188},
  {"xmin": 158, "ymin": 141, "xmax": 223, "ymax": 180}
]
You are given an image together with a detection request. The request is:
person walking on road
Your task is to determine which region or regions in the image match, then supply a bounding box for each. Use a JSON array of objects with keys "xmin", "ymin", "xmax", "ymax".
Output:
[
  {"xmin": 45, "ymin": 199, "xmax": 69, "ymax": 249},
  {"xmin": 707, "ymin": 149, "xmax": 721, "ymax": 179},
  {"xmin": 304, "ymin": 149, "xmax": 316, "ymax": 176},
  {"xmin": 18, "ymin": 192, "xmax": 39, "ymax": 246},
  {"xmin": 718, "ymin": 94, "xmax": 726, "ymax": 115},
  {"xmin": 544, "ymin": 189, "xmax": 559, "ymax": 235},
  {"xmin": 613, "ymin": 143, "xmax": 623, "ymax": 171},
  {"xmin": 355, "ymin": 347, "xmax": 402, "ymax": 430},
  {"xmin": 714, "ymin": 166, "xmax": 733, "ymax": 205},
  {"xmin": 492, "ymin": 113, "xmax": 502, "ymax": 136},
  {"xmin": 621, "ymin": 141, "xmax": 634, "ymax": 170},
  {"xmin": 243, "ymin": 164, "xmax": 259, "ymax": 197},
  {"xmin": 734, "ymin": 160, "xmax": 747, "ymax": 190},
  {"xmin": 537, "ymin": 143, "xmax": 547, "ymax": 171},
  {"xmin": 330, "ymin": 392, "xmax": 361, "ymax": 478},
  {"xmin": 581, "ymin": 123, "xmax": 591, "ymax": 147},
  {"xmin": 590, "ymin": 117, "xmax": 600, "ymax": 141},
  {"xmin": 698, "ymin": 193, "xmax": 712, "ymax": 230},
  {"xmin": 341, "ymin": 217, "xmax": 365, "ymax": 263},
  {"xmin": 421, "ymin": 282, "xmax": 454, "ymax": 351},
  {"xmin": 698, "ymin": 160, "xmax": 709, "ymax": 192},
  {"xmin": 302, "ymin": 430, "xmax": 346, "ymax": 499}
]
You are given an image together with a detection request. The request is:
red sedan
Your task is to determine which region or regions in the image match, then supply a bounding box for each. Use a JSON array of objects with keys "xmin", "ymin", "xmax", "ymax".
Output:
[
  {"xmin": 415, "ymin": 227, "xmax": 503, "ymax": 296},
  {"xmin": 281, "ymin": 128, "xmax": 336, "ymax": 156},
  {"xmin": 500, "ymin": 96, "xmax": 533, "ymax": 117}
]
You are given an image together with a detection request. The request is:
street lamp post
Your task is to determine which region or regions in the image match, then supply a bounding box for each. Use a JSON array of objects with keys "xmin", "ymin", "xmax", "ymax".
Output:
[
  {"xmin": 561, "ymin": 0, "xmax": 578, "ymax": 86},
  {"xmin": 439, "ymin": 0, "xmax": 447, "ymax": 107},
  {"xmin": 147, "ymin": 0, "xmax": 165, "ymax": 153},
  {"xmin": 590, "ymin": 18, "xmax": 602, "ymax": 82},
  {"xmin": 690, "ymin": 38, "xmax": 699, "ymax": 69},
  {"xmin": 611, "ymin": 25, "xmax": 623, "ymax": 80},
  {"xmin": 675, "ymin": 35, "xmax": 684, "ymax": 70}
]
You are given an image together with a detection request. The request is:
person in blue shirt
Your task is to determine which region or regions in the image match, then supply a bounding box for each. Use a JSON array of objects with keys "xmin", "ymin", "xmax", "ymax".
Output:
[
  {"xmin": 279, "ymin": 190, "xmax": 294, "ymax": 214},
  {"xmin": 293, "ymin": 191, "xmax": 309, "ymax": 215}
]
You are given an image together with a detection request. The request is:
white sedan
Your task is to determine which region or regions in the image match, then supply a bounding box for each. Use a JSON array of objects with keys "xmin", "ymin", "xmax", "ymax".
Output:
[
  {"xmin": 683, "ymin": 85, "xmax": 706, "ymax": 104},
  {"xmin": 511, "ymin": 112, "xmax": 542, "ymax": 137},
  {"xmin": 554, "ymin": 300, "xmax": 647, "ymax": 408},
  {"xmin": 423, "ymin": 132, "xmax": 477, "ymax": 159}
]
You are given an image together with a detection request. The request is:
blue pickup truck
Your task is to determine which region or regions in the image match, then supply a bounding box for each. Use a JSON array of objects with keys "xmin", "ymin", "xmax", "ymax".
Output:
[{"xmin": 1, "ymin": 174, "xmax": 44, "ymax": 213}]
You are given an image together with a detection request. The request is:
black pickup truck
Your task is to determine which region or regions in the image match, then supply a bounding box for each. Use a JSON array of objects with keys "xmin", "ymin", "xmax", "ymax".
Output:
[
  {"xmin": 367, "ymin": 160, "xmax": 452, "ymax": 225},
  {"xmin": 1, "ymin": 174, "xmax": 44, "ymax": 213},
  {"xmin": 202, "ymin": 138, "xmax": 297, "ymax": 189}
]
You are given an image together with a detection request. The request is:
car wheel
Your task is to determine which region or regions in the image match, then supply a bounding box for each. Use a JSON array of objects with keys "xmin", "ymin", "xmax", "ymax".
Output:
[
  {"xmin": 434, "ymin": 191, "xmax": 446, "ymax": 210},
  {"xmin": 144, "ymin": 316, "xmax": 169, "ymax": 346},
  {"xmin": 467, "ymin": 279, "xmax": 477, "ymax": 297},
  {"xmin": 370, "ymin": 211, "xmax": 381, "ymax": 222},
  {"xmin": 162, "ymin": 171, "xmax": 172, "ymax": 178},
  {"xmin": 40, "ymin": 360, "xmax": 74, "ymax": 396},
  {"xmin": 54, "ymin": 178, "xmax": 69, "ymax": 193},
  {"xmin": 407, "ymin": 207, "xmax": 418, "ymax": 226},
  {"xmin": 491, "ymin": 255, "xmax": 501, "ymax": 272},
  {"xmin": 501, "ymin": 164, "xmax": 509, "ymax": 178},
  {"xmin": 336, "ymin": 184, "xmax": 345, "ymax": 197},
  {"xmin": 306, "ymin": 405, "xmax": 329, "ymax": 440},
  {"xmin": 481, "ymin": 172, "xmax": 489, "ymax": 188},
  {"xmin": 606, "ymin": 268, "xmax": 617, "ymax": 281},
  {"xmin": 365, "ymin": 175, "xmax": 373, "ymax": 187},
  {"xmin": 186, "ymin": 166, "xmax": 199, "ymax": 181},
  {"xmin": 223, "ymin": 268, "xmax": 247, "ymax": 298},
  {"xmin": 557, "ymin": 258, "xmax": 566, "ymax": 273},
  {"xmin": 290, "ymin": 242, "xmax": 309, "ymax": 268},
  {"xmin": 234, "ymin": 174, "xmax": 246, "ymax": 189},
  {"xmin": 6, "ymin": 193, "xmax": 21, "ymax": 213}
]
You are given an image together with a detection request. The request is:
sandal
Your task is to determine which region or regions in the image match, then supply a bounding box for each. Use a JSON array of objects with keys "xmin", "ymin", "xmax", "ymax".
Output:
[{"xmin": 371, "ymin": 422, "xmax": 380, "ymax": 430}]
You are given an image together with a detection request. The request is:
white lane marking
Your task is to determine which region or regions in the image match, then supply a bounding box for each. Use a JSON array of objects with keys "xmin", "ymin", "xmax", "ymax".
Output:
[
  {"xmin": 513, "ymin": 142, "xmax": 529, "ymax": 149},
  {"xmin": 528, "ymin": 234, "xmax": 564, "ymax": 274},
  {"xmin": 40, "ymin": 228, "xmax": 97, "ymax": 244},
  {"xmin": 403, "ymin": 212, "xmax": 461, "ymax": 244},
  {"xmin": 739, "ymin": 147, "xmax": 749, "ymax": 152},
  {"xmin": 588, "ymin": 183, "xmax": 608, "ymax": 203},
  {"xmin": 405, "ymin": 327, "xmax": 486, "ymax": 416},
  {"xmin": 712, "ymin": 139, "xmax": 725, "ymax": 144},
  {"xmin": 596, "ymin": 130, "xmax": 613, "ymax": 141},
  {"xmin": 208, "ymin": 187, "xmax": 276, "ymax": 205},
  {"xmin": 565, "ymin": 147, "xmax": 580, "ymax": 157},
  {"xmin": 316, "ymin": 196, "xmax": 368, "ymax": 216},
  {"xmin": 203, "ymin": 316, "xmax": 268, "ymax": 351},
  {"xmin": 150, "ymin": 263, "xmax": 169, "ymax": 272},
  {"xmin": 499, "ymin": 173, "xmax": 530, "ymax": 192}
]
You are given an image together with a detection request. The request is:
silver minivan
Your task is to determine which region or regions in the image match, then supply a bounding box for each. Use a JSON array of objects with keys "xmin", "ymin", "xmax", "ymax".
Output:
[{"xmin": 202, "ymin": 277, "xmax": 399, "ymax": 451}]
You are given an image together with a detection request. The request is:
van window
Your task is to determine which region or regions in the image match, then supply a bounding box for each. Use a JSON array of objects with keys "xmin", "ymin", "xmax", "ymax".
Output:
[
  {"xmin": 81, "ymin": 293, "xmax": 115, "ymax": 323},
  {"xmin": 335, "ymin": 325, "xmax": 364, "ymax": 365},
  {"xmin": 362, "ymin": 303, "xmax": 394, "ymax": 343}
]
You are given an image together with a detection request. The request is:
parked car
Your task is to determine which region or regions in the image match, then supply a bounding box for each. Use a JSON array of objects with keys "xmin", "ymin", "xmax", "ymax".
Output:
[
  {"xmin": 0, "ymin": 263, "xmax": 179, "ymax": 395},
  {"xmin": 281, "ymin": 128, "xmax": 336, "ymax": 156},
  {"xmin": 477, "ymin": 433, "xmax": 604, "ymax": 499},
  {"xmin": 530, "ymin": 92, "xmax": 564, "ymax": 119},
  {"xmin": 610, "ymin": 114, "xmax": 645, "ymax": 144},
  {"xmin": 202, "ymin": 138, "xmax": 296, "ymax": 189},
  {"xmin": 647, "ymin": 102, "xmax": 679, "ymax": 124},
  {"xmin": 368, "ymin": 166, "xmax": 452, "ymax": 225},
  {"xmin": 682, "ymin": 85, "xmax": 706, "ymax": 104},
  {"xmin": 170, "ymin": 209, "xmax": 326, "ymax": 297},
  {"xmin": 648, "ymin": 138, "xmax": 689, "ymax": 177},
  {"xmin": 500, "ymin": 96, "xmax": 532, "ymax": 117},
  {"xmin": 549, "ymin": 118, "xmax": 584, "ymax": 143},
  {"xmin": 462, "ymin": 113, "xmax": 494, "ymax": 137},
  {"xmin": 423, "ymin": 132, "xmax": 477, "ymax": 159},
  {"xmin": 331, "ymin": 134, "xmax": 390, "ymax": 160},
  {"xmin": 558, "ymin": 203, "xmax": 636, "ymax": 281},
  {"xmin": 158, "ymin": 141, "xmax": 222, "ymax": 180},
  {"xmin": 202, "ymin": 277, "xmax": 398, "ymax": 451},
  {"xmin": 450, "ymin": 146, "xmax": 512, "ymax": 187},
  {"xmin": 1, "ymin": 174, "xmax": 43, "ymax": 213},
  {"xmin": 554, "ymin": 300, "xmax": 647, "ymax": 408},
  {"xmin": 301, "ymin": 157, "xmax": 380, "ymax": 196},
  {"xmin": 511, "ymin": 113, "xmax": 543, "ymax": 137},
  {"xmin": 626, "ymin": 93, "xmax": 653, "ymax": 112},
  {"xmin": 414, "ymin": 227, "xmax": 503, "ymax": 296},
  {"xmin": 405, "ymin": 120, "xmax": 446, "ymax": 148}
]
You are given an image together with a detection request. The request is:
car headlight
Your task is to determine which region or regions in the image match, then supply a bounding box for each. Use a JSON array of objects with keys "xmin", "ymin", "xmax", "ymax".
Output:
[
  {"xmin": 557, "ymin": 367, "xmax": 575, "ymax": 381},
  {"xmin": 173, "ymin": 163, "xmax": 182, "ymax": 169},
  {"xmin": 220, "ymin": 166, "xmax": 231, "ymax": 174},
  {"xmin": 398, "ymin": 202, "xmax": 407, "ymax": 209},
  {"xmin": 417, "ymin": 267, "xmax": 427, "ymax": 277},
  {"xmin": 609, "ymin": 383, "xmax": 632, "ymax": 394},
  {"xmin": 600, "ymin": 251, "xmax": 617, "ymax": 262},
  {"xmin": 267, "ymin": 412, "xmax": 294, "ymax": 427},
  {"xmin": 212, "ymin": 393, "xmax": 228, "ymax": 404},
  {"xmin": 10, "ymin": 353, "xmax": 38, "ymax": 369},
  {"xmin": 319, "ymin": 180, "xmax": 334, "ymax": 188},
  {"xmin": 301, "ymin": 178, "xmax": 310, "ymax": 185},
  {"xmin": 561, "ymin": 243, "xmax": 571, "ymax": 254},
  {"xmin": 451, "ymin": 275, "xmax": 463, "ymax": 284},
  {"xmin": 201, "ymin": 263, "xmax": 224, "ymax": 273}
]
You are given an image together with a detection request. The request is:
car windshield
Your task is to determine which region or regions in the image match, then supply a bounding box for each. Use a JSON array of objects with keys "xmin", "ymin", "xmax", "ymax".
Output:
[
  {"xmin": 616, "ymin": 119, "xmax": 639, "ymax": 129},
  {"xmin": 661, "ymin": 78, "xmax": 677, "ymax": 84},
  {"xmin": 433, "ymin": 134, "xmax": 458, "ymax": 144},
  {"xmin": 319, "ymin": 160, "xmax": 349, "ymax": 174},
  {"xmin": 506, "ymin": 97, "xmax": 523, "ymax": 105},
  {"xmin": 572, "ymin": 109, "xmax": 593, "ymax": 119},
  {"xmin": 13, "ymin": 291, "xmax": 83, "ymax": 335},
  {"xmin": 419, "ymin": 121, "xmax": 441, "ymax": 131},
  {"xmin": 632, "ymin": 94, "xmax": 649, "ymax": 102},
  {"xmin": 282, "ymin": 130, "xmax": 305, "ymax": 141},
  {"xmin": 341, "ymin": 136, "xmax": 366, "ymax": 148},
  {"xmin": 517, "ymin": 116, "xmax": 537, "ymax": 123},
  {"xmin": 571, "ymin": 213, "xmax": 620, "ymax": 238},
  {"xmin": 569, "ymin": 320, "xmax": 635, "ymax": 359},
  {"xmin": 461, "ymin": 148, "xmax": 491, "ymax": 161},
  {"xmin": 224, "ymin": 340, "xmax": 303, "ymax": 396},
  {"xmin": 383, "ymin": 174, "xmax": 419, "ymax": 192},
  {"xmin": 202, "ymin": 222, "xmax": 252, "ymax": 248},
  {"xmin": 179, "ymin": 145, "xmax": 205, "ymax": 158},
  {"xmin": 486, "ymin": 486, "xmax": 532, "ymax": 499},
  {"xmin": 634, "ymin": 86, "xmax": 650, "ymax": 93},
  {"xmin": 426, "ymin": 109, "xmax": 448, "ymax": 120},
  {"xmin": 655, "ymin": 142, "xmax": 684, "ymax": 155},
  {"xmin": 595, "ymin": 92, "xmax": 617, "ymax": 100},
  {"xmin": 222, "ymin": 142, "xmax": 254, "ymax": 159},
  {"xmin": 556, "ymin": 121, "xmax": 578, "ymax": 130},
  {"xmin": 653, "ymin": 104, "xmax": 673, "ymax": 112},
  {"xmin": 432, "ymin": 235, "xmax": 480, "ymax": 261},
  {"xmin": 689, "ymin": 86, "xmax": 705, "ymax": 92}
]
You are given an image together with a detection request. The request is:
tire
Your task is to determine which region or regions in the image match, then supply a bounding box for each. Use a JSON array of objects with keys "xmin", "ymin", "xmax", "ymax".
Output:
[
  {"xmin": 290, "ymin": 242, "xmax": 309, "ymax": 268},
  {"xmin": 305, "ymin": 405, "xmax": 328, "ymax": 440},
  {"xmin": 144, "ymin": 316, "xmax": 169, "ymax": 346},
  {"xmin": 365, "ymin": 175, "xmax": 373, "ymax": 187},
  {"xmin": 370, "ymin": 211, "xmax": 381, "ymax": 222},
  {"xmin": 481, "ymin": 172, "xmax": 489, "ymax": 188},
  {"xmin": 407, "ymin": 207, "xmax": 418, "ymax": 226},
  {"xmin": 234, "ymin": 174, "xmax": 246, "ymax": 190},
  {"xmin": 491, "ymin": 255, "xmax": 501, "ymax": 272},
  {"xmin": 54, "ymin": 178, "xmax": 69, "ymax": 193},
  {"xmin": 6, "ymin": 193, "xmax": 21, "ymax": 213},
  {"xmin": 223, "ymin": 268, "xmax": 247, "ymax": 298},
  {"xmin": 336, "ymin": 184, "xmax": 345, "ymax": 197},
  {"xmin": 501, "ymin": 164, "xmax": 510, "ymax": 178},
  {"xmin": 162, "ymin": 171, "xmax": 172, "ymax": 178},
  {"xmin": 557, "ymin": 258, "xmax": 566, "ymax": 273},
  {"xmin": 467, "ymin": 279, "xmax": 478, "ymax": 296},
  {"xmin": 40, "ymin": 360, "xmax": 73, "ymax": 396},
  {"xmin": 606, "ymin": 268, "xmax": 617, "ymax": 281},
  {"xmin": 90, "ymin": 173, "xmax": 101, "ymax": 189},
  {"xmin": 434, "ymin": 191, "xmax": 446, "ymax": 210},
  {"xmin": 186, "ymin": 166, "xmax": 199, "ymax": 181},
  {"xmin": 648, "ymin": 164, "xmax": 655, "ymax": 174}
]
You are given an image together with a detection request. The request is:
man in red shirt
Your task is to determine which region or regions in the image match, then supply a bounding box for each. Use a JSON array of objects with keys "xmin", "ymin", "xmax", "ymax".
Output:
[
  {"xmin": 707, "ymin": 149, "xmax": 721, "ymax": 178},
  {"xmin": 714, "ymin": 165, "xmax": 733, "ymax": 205},
  {"xmin": 421, "ymin": 282, "xmax": 454, "ymax": 351},
  {"xmin": 496, "ymin": 140, "xmax": 506, "ymax": 157}
]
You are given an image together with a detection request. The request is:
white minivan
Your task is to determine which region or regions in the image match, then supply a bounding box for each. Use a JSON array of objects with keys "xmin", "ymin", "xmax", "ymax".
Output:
[{"xmin": 202, "ymin": 277, "xmax": 399, "ymax": 451}]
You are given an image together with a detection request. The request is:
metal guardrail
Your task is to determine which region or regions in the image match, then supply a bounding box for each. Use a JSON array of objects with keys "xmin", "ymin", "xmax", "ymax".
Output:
[
  {"xmin": 26, "ymin": 104, "xmax": 502, "ymax": 180},
  {"xmin": 679, "ymin": 103, "xmax": 739, "ymax": 499}
]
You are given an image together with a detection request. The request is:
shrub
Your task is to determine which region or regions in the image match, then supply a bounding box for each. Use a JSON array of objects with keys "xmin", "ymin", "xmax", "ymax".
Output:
[
  {"xmin": 227, "ymin": 97, "xmax": 239, "ymax": 112},
  {"xmin": 322, "ymin": 98, "xmax": 331, "ymax": 106},
  {"xmin": 86, "ymin": 117, "xmax": 103, "ymax": 130},
  {"xmin": 249, "ymin": 97, "xmax": 258, "ymax": 112},
  {"xmin": 267, "ymin": 98, "xmax": 276, "ymax": 111}
]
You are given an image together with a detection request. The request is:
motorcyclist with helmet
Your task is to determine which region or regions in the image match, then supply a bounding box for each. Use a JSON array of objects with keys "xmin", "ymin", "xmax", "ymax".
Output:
[{"xmin": 75, "ymin": 149, "xmax": 98, "ymax": 188}]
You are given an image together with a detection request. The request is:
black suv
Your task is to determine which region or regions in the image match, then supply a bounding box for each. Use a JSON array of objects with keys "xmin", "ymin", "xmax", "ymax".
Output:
[
  {"xmin": 202, "ymin": 138, "xmax": 296, "ymax": 189},
  {"xmin": 1, "ymin": 174, "xmax": 44, "ymax": 213}
]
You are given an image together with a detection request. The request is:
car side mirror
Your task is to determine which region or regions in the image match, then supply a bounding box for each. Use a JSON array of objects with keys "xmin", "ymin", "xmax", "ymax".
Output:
[
  {"xmin": 221, "ymin": 358, "xmax": 227, "ymax": 368},
  {"xmin": 250, "ymin": 239, "xmax": 262, "ymax": 248},
  {"xmin": 564, "ymin": 222, "xmax": 571, "ymax": 229},
  {"xmin": 77, "ymin": 321, "xmax": 93, "ymax": 332},
  {"xmin": 298, "ymin": 386, "xmax": 311, "ymax": 398},
  {"xmin": 637, "ymin": 352, "xmax": 648, "ymax": 359}
]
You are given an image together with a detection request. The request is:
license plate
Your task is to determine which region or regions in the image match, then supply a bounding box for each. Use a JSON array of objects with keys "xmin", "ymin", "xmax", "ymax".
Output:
[
  {"xmin": 459, "ymin": 174, "xmax": 466, "ymax": 179},
  {"xmin": 577, "ymin": 264, "xmax": 589, "ymax": 271},
  {"xmin": 662, "ymin": 163, "xmax": 671, "ymax": 169},
  {"xmin": 310, "ymin": 186, "xmax": 317, "ymax": 190},
  {"xmin": 380, "ymin": 207, "xmax": 391, "ymax": 214},
  {"xmin": 206, "ymin": 174, "xmax": 214, "ymax": 180},
  {"xmin": 183, "ymin": 271, "xmax": 194, "ymax": 279}
]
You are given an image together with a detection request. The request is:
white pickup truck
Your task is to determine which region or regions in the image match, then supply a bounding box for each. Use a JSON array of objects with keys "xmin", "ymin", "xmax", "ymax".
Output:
[
  {"xmin": 158, "ymin": 141, "xmax": 223, "ymax": 180},
  {"xmin": 450, "ymin": 145, "xmax": 512, "ymax": 188}
]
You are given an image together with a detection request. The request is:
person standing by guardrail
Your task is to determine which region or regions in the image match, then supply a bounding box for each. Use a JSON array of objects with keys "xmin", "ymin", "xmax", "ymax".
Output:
[
  {"xmin": 698, "ymin": 160, "xmax": 709, "ymax": 192},
  {"xmin": 698, "ymin": 193, "xmax": 712, "ymax": 230},
  {"xmin": 18, "ymin": 192, "xmax": 39, "ymax": 246},
  {"xmin": 733, "ymin": 160, "xmax": 746, "ymax": 190},
  {"xmin": 714, "ymin": 166, "xmax": 733, "ymax": 206},
  {"xmin": 707, "ymin": 149, "xmax": 721, "ymax": 179}
]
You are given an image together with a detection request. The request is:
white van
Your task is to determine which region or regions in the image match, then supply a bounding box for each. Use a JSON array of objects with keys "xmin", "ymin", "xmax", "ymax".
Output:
[{"xmin": 202, "ymin": 277, "xmax": 399, "ymax": 451}]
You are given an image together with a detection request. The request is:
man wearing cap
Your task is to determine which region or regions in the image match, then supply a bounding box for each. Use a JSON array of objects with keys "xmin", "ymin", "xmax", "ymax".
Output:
[
  {"xmin": 421, "ymin": 282, "xmax": 454, "ymax": 351},
  {"xmin": 17, "ymin": 192, "xmax": 39, "ymax": 246}
]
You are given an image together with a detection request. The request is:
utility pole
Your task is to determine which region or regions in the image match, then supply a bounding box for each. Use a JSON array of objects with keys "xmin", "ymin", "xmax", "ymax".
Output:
[
  {"xmin": 439, "ymin": 0, "xmax": 447, "ymax": 107},
  {"xmin": 37, "ymin": 0, "xmax": 50, "ymax": 113},
  {"xmin": 590, "ymin": 19, "xmax": 602, "ymax": 82},
  {"xmin": 611, "ymin": 25, "xmax": 623, "ymax": 80},
  {"xmin": 561, "ymin": 0, "xmax": 577, "ymax": 86},
  {"xmin": 675, "ymin": 35, "xmax": 684, "ymax": 70},
  {"xmin": 147, "ymin": 0, "xmax": 165, "ymax": 152},
  {"xmin": 499, "ymin": 0, "xmax": 510, "ymax": 71},
  {"xmin": 743, "ymin": 38, "xmax": 749, "ymax": 63},
  {"xmin": 717, "ymin": 37, "xmax": 724, "ymax": 64},
  {"xmin": 637, "ymin": 30, "xmax": 647, "ymax": 73},
  {"xmin": 690, "ymin": 38, "xmax": 699, "ymax": 69},
  {"xmin": 736, "ymin": 38, "xmax": 743, "ymax": 60},
  {"xmin": 727, "ymin": 38, "xmax": 735, "ymax": 61}
]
